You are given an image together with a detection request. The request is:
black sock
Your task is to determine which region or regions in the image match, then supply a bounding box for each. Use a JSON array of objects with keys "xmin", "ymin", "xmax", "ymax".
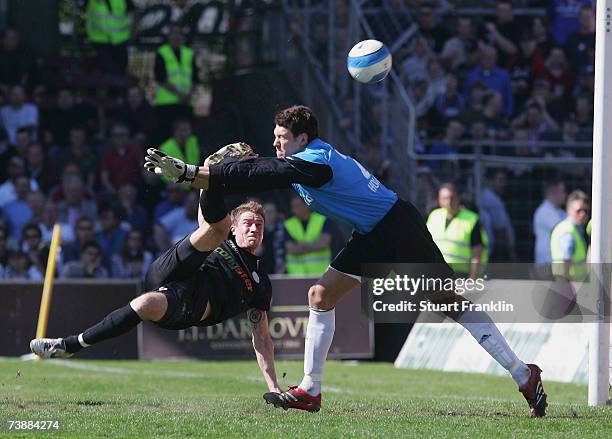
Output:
[
  {"xmin": 64, "ymin": 305, "xmax": 142, "ymax": 353},
  {"xmin": 200, "ymin": 189, "xmax": 227, "ymax": 224}
]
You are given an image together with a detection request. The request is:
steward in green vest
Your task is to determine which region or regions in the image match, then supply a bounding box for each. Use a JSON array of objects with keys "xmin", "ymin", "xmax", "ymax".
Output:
[
  {"xmin": 284, "ymin": 197, "xmax": 332, "ymax": 276},
  {"xmin": 154, "ymin": 24, "xmax": 195, "ymax": 106},
  {"xmin": 158, "ymin": 119, "xmax": 200, "ymax": 186},
  {"xmin": 550, "ymin": 190, "xmax": 590, "ymax": 281},
  {"xmin": 86, "ymin": 0, "xmax": 131, "ymax": 45},
  {"xmin": 426, "ymin": 184, "xmax": 488, "ymax": 277}
]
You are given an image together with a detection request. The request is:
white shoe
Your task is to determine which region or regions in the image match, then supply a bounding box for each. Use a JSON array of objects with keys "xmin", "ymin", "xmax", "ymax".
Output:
[{"xmin": 30, "ymin": 338, "xmax": 73, "ymax": 359}]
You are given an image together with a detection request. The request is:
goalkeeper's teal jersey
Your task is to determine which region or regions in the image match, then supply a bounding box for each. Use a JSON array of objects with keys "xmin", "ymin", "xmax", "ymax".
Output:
[{"xmin": 291, "ymin": 139, "xmax": 398, "ymax": 234}]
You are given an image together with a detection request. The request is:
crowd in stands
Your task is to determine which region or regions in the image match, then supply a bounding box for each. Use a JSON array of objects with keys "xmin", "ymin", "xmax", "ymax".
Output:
[
  {"xmin": 0, "ymin": 1, "xmax": 597, "ymax": 279},
  {"xmin": 365, "ymin": 1, "xmax": 595, "ymax": 157}
]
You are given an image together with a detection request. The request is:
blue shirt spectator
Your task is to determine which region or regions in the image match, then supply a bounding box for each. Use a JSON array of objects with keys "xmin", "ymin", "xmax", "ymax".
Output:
[
  {"xmin": 464, "ymin": 46, "xmax": 514, "ymax": 116},
  {"xmin": 548, "ymin": 0, "xmax": 593, "ymax": 46}
]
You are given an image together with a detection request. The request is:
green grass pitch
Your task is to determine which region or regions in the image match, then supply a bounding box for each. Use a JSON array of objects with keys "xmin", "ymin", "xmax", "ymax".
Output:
[{"xmin": 1, "ymin": 358, "xmax": 611, "ymax": 438}]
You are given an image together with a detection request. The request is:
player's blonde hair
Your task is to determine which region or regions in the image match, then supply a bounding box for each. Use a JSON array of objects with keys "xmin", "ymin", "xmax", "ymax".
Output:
[{"xmin": 230, "ymin": 201, "xmax": 266, "ymax": 225}]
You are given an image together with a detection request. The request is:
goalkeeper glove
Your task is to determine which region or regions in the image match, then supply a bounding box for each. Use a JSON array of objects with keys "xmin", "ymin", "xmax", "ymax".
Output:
[{"xmin": 144, "ymin": 148, "xmax": 198, "ymax": 183}]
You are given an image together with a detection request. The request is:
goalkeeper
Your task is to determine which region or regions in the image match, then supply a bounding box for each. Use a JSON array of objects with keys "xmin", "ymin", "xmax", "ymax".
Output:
[
  {"xmin": 144, "ymin": 105, "xmax": 547, "ymax": 417},
  {"xmin": 30, "ymin": 187, "xmax": 283, "ymax": 394}
]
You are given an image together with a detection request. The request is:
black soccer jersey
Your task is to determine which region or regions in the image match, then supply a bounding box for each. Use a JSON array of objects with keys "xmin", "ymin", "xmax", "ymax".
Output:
[{"xmin": 198, "ymin": 239, "xmax": 272, "ymax": 326}]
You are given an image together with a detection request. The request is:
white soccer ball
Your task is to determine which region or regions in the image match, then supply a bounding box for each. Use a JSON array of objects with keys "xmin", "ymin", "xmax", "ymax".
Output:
[{"xmin": 347, "ymin": 39, "xmax": 392, "ymax": 84}]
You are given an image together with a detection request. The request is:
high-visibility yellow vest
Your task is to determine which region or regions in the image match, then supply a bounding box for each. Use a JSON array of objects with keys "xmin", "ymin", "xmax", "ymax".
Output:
[
  {"xmin": 86, "ymin": 0, "xmax": 130, "ymax": 45},
  {"xmin": 586, "ymin": 219, "xmax": 592, "ymax": 237},
  {"xmin": 158, "ymin": 135, "xmax": 200, "ymax": 186},
  {"xmin": 154, "ymin": 44, "xmax": 194, "ymax": 106},
  {"xmin": 426, "ymin": 207, "xmax": 489, "ymax": 274},
  {"xmin": 551, "ymin": 218, "xmax": 588, "ymax": 280},
  {"xmin": 284, "ymin": 213, "xmax": 332, "ymax": 275}
]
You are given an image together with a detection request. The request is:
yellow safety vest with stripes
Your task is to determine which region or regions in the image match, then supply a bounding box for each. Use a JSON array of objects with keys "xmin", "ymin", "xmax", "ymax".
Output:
[
  {"xmin": 426, "ymin": 207, "xmax": 488, "ymax": 274},
  {"xmin": 158, "ymin": 135, "xmax": 200, "ymax": 186},
  {"xmin": 86, "ymin": 0, "xmax": 130, "ymax": 45},
  {"xmin": 155, "ymin": 44, "xmax": 194, "ymax": 106},
  {"xmin": 550, "ymin": 218, "xmax": 588, "ymax": 281},
  {"xmin": 284, "ymin": 213, "xmax": 332, "ymax": 276}
]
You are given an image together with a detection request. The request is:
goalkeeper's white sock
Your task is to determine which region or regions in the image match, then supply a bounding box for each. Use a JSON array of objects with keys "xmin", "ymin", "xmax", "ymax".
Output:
[
  {"xmin": 299, "ymin": 308, "xmax": 335, "ymax": 396},
  {"xmin": 458, "ymin": 310, "xmax": 530, "ymax": 387}
]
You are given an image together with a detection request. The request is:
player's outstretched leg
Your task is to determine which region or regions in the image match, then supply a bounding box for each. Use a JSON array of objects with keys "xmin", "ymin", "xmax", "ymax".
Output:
[
  {"xmin": 266, "ymin": 268, "xmax": 358, "ymax": 412},
  {"xmin": 30, "ymin": 293, "xmax": 166, "ymax": 358},
  {"xmin": 456, "ymin": 310, "xmax": 547, "ymax": 417}
]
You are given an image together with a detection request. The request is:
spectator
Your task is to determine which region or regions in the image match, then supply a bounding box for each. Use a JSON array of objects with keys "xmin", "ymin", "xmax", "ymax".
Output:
[
  {"xmin": 531, "ymin": 16, "xmax": 554, "ymax": 57},
  {"xmin": 539, "ymin": 47, "xmax": 573, "ymax": 104},
  {"xmin": 41, "ymin": 89, "xmax": 93, "ymax": 147},
  {"xmin": 20, "ymin": 223, "xmax": 48, "ymax": 274},
  {"xmin": 426, "ymin": 57, "xmax": 447, "ymax": 98},
  {"xmin": 507, "ymin": 32, "xmax": 547, "ymax": 112},
  {"xmin": 533, "ymin": 180, "xmax": 567, "ymax": 264},
  {"xmin": 415, "ymin": 3, "xmax": 450, "ymax": 53},
  {"xmin": 0, "ymin": 28, "xmax": 32, "ymax": 90},
  {"xmin": 37, "ymin": 199, "xmax": 75, "ymax": 244},
  {"xmin": 512, "ymin": 101, "xmax": 559, "ymax": 146},
  {"xmin": 100, "ymin": 122, "xmax": 143, "ymax": 194},
  {"xmin": 427, "ymin": 183, "xmax": 488, "ymax": 278},
  {"xmin": 464, "ymin": 46, "xmax": 514, "ymax": 116},
  {"xmin": 95, "ymin": 205, "xmax": 128, "ymax": 267},
  {"xmin": 116, "ymin": 183, "xmax": 148, "ymax": 232},
  {"xmin": 153, "ymin": 182, "xmax": 185, "ymax": 221},
  {"xmin": 480, "ymin": 0, "xmax": 521, "ymax": 66},
  {"xmin": 3, "ymin": 175, "xmax": 33, "ymax": 241},
  {"xmin": 428, "ymin": 119, "xmax": 464, "ymax": 173},
  {"xmin": 117, "ymin": 85, "xmax": 156, "ymax": 145},
  {"xmin": 434, "ymin": 73, "xmax": 464, "ymax": 125},
  {"xmin": 408, "ymin": 77, "xmax": 436, "ymax": 120},
  {"xmin": 85, "ymin": 0, "xmax": 137, "ymax": 75},
  {"xmin": 111, "ymin": 229, "xmax": 153, "ymax": 279},
  {"xmin": 573, "ymin": 64, "xmax": 595, "ymax": 98},
  {"xmin": 564, "ymin": 5, "xmax": 595, "ymax": 75},
  {"xmin": 400, "ymin": 37, "xmax": 431, "ymax": 83},
  {"xmin": 12, "ymin": 126, "xmax": 31, "ymax": 159},
  {"xmin": 574, "ymin": 93, "xmax": 594, "ymax": 136},
  {"xmin": 550, "ymin": 189, "xmax": 590, "ymax": 280},
  {"xmin": 0, "ymin": 157, "xmax": 39, "ymax": 207},
  {"xmin": 64, "ymin": 126, "xmax": 98, "ymax": 189},
  {"xmin": 62, "ymin": 216, "xmax": 96, "ymax": 263},
  {"xmin": 26, "ymin": 143, "xmax": 57, "ymax": 192},
  {"xmin": 61, "ymin": 241, "xmax": 109, "ymax": 279},
  {"xmin": 56, "ymin": 175, "xmax": 98, "ymax": 228},
  {"xmin": 4, "ymin": 250, "xmax": 42, "ymax": 280},
  {"xmin": 158, "ymin": 119, "xmax": 200, "ymax": 185},
  {"xmin": 0, "ymin": 85, "xmax": 38, "ymax": 144},
  {"xmin": 50, "ymin": 162, "xmax": 95, "ymax": 201},
  {"xmin": 460, "ymin": 81, "xmax": 488, "ymax": 126},
  {"xmin": 480, "ymin": 169, "xmax": 516, "ymax": 262},
  {"xmin": 440, "ymin": 15, "xmax": 478, "ymax": 71},
  {"xmin": 284, "ymin": 195, "xmax": 332, "ymax": 276},
  {"xmin": 548, "ymin": 0, "xmax": 594, "ymax": 46},
  {"xmin": 154, "ymin": 22, "xmax": 198, "ymax": 140},
  {"xmin": 481, "ymin": 91, "xmax": 509, "ymax": 140},
  {"xmin": 259, "ymin": 201, "xmax": 286, "ymax": 274},
  {"xmin": 154, "ymin": 190, "xmax": 198, "ymax": 248}
]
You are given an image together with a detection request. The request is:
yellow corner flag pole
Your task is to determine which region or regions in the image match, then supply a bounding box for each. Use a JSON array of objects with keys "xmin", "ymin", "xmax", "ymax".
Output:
[{"xmin": 35, "ymin": 224, "xmax": 62, "ymax": 342}]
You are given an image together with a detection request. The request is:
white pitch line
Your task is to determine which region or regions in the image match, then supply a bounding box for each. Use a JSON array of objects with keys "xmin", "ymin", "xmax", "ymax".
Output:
[{"xmin": 47, "ymin": 359, "xmax": 204, "ymax": 378}]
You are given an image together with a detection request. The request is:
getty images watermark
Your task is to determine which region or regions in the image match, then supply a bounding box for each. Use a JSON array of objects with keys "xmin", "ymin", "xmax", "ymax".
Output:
[{"xmin": 361, "ymin": 263, "xmax": 611, "ymax": 324}]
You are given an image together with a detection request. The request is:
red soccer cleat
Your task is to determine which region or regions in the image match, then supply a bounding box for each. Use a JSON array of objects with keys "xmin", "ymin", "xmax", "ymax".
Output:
[
  {"xmin": 519, "ymin": 364, "xmax": 548, "ymax": 417},
  {"xmin": 263, "ymin": 386, "xmax": 321, "ymax": 413}
]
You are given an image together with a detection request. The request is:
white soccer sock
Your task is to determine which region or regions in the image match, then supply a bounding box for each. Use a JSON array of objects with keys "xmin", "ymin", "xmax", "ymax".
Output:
[
  {"xmin": 299, "ymin": 308, "xmax": 335, "ymax": 396},
  {"xmin": 458, "ymin": 310, "xmax": 530, "ymax": 387}
]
